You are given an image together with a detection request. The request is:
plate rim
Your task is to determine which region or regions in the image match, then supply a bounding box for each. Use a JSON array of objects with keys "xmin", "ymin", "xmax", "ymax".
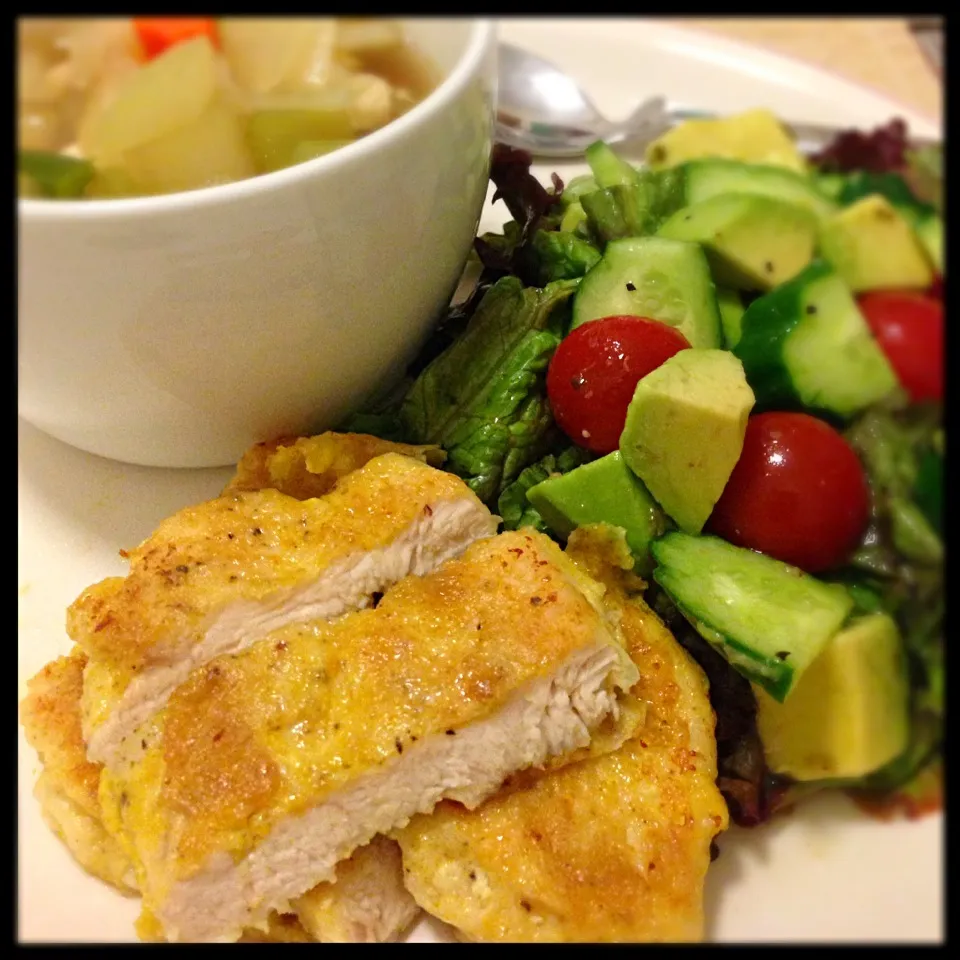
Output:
[
  {"xmin": 498, "ymin": 16, "xmax": 941, "ymax": 134},
  {"xmin": 18, "ymin": 16, "xmax": 943, "ymax": 945}
]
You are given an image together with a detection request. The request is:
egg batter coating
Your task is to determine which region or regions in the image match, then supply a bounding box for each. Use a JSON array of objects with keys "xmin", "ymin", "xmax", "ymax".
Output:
[
  {"xmin": 73, "ymin": 452, "xmax": 497, "ymax": 766},
  {"xmin": 396, "ymin": 528, "xmax": 728, "ymax": 942},
  {"xmin": 99, "ymin": 530, "xmax": 640, "ymax": 942}
]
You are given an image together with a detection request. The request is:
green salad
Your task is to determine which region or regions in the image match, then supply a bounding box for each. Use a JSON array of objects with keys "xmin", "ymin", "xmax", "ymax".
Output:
[{"xmin": 345, "ymin": 109, "xmax": 944, "ymax": 826}]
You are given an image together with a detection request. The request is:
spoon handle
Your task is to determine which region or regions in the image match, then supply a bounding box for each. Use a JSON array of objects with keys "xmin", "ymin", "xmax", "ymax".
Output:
[{"xmin": 496, "ymin": 105, "xmax": 940, "ymax": 161}]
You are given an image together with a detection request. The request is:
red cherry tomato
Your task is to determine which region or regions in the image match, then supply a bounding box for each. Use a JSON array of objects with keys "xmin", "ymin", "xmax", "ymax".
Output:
[
  {"xmin": 547, "ymin": 316, "xmax": 690, "ymax": 454},
  {"xmin": 857, "ymin": 291, "xmax": 943, "ymax": 403},
  {"xmin": 928, "ymin": 274, "xmax": 943, "ymax": 301},
  {"xmin": 708, "ymin": 412, "xmax": 870, "ymax": 573}
]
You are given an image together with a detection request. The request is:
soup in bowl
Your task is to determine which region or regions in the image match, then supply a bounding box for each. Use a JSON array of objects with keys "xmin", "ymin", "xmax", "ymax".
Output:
[
  {"xmin": 18, "ymin": 18, "xmax": 496, "ymax": 468},
  {"xmin": 18, "ymin": 17, "xmax": 441, "ymax": 198}
]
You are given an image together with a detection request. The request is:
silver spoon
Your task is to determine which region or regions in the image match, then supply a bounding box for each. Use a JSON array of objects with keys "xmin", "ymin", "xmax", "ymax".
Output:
[{"xmin": 495, "ymin": 42, "xmax": 939, "ymax": 160}]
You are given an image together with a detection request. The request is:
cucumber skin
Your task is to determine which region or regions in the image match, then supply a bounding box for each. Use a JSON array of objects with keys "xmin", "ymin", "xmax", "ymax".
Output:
[
  {"xmin": 915, "ymin": 213, "xmax": 943, "ymax": 273},
  {"xmin": 585, "ymin": 141, "xmax": 640, "ymax": 188},
  {"xmin": 733, "ymin": 260, "xmax": 836, "ymax": 419},
  {"xmin": 571, "ymin": 237, "xmax": 722, "ymax": 348},
  {"xmin": 676, "ymin": 603, "xmax": 796, "ymax": 701},
  {"xmin": 716, "ymin": 287, "xmax": 745, "ymax": 349},
  {"xmin": 561, "ymin": 173, "xmax": 599, "ymax": 208},
  {"xmin": 653, "ymin": 574, "xmax": 798, "ymax": 702},
  {"xmin": 735, "ymin": 259, "xmax": 897, "ymax": 420},
  {"xmin": 650, "ymin": 530, "xmax": 854, "ymax": 702},
  {"xmin": 680, "ymin": 158, "xmax": 838, "ymax": 223}
]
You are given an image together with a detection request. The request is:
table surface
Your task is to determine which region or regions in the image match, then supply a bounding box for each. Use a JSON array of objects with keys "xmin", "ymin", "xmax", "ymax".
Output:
[{"xmin": 662, "ymin": 18, "xmax": 942, "ymax": 123}]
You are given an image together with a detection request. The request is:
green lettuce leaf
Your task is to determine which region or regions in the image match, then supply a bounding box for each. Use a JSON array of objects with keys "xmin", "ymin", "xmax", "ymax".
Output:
[
  {"xmin": 840, "ymin": 402, "xmax": 944, "ymax": 793},
  {"xmin": 527, "ymin": 229, "xmax": 601, "ymax": 284},
  {"xmin": 399, "ymin": 276, "xmax": 578, "ymax": 503},
  {"xmin": 581, "ymin": 168, "xmax": 686, "ymax": 246}
]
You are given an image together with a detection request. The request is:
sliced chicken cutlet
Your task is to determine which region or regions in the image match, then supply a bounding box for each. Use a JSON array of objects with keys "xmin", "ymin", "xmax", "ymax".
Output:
[
  {"xmin": 97, "ymin": 530, "xmax": 640, "ymax": 942},
  {"xmin": 144, "ymin": 840, "xmax": 419, "ymax": 943},
  {"xmin": 396, "ymin": 528, "xmax": 729, "ymax": 943},
  {"xmin": 73, "ymin": 453, "xmax": 497, "ymax": 766},
  {"xmin": 20, "ymin": 650, "xmax": 137, "ymax": 894},
  {"xmin": 223, "ymin": 432, "xmax": 446, "ymax": 500},
  {"xmin": 289, "ymin": 836, "xmax": 421, "ymax": 943},
  {"xmin": 21, "ymin": 651, "xmax": 420, "ymax": 942}
]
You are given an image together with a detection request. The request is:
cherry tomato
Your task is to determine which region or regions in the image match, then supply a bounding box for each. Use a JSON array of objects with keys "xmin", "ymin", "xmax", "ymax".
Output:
[
  {"xmin": 857, "ymin": 291, "xmax": 943, "ymax": 403},
  {"xmin": 708, "ymin": 412, "xmax": 870, "ymax": 573},
  {"xmin": 546, "ymin": 316, "xmax": 690, "ymax": 454},
  {"xmin": 928, "ymin": 274, "xmax": 943, "ymax": 301}
]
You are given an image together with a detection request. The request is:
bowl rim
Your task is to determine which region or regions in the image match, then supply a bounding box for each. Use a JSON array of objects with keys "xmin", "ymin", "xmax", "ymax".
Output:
[{"xmin": 18, "ymin": 17, "xmax": 496, "ymax": 222}]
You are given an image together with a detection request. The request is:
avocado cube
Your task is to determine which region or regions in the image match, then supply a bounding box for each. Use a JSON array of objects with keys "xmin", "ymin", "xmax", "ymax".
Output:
[
  {"xmin": 525, "ymin": 451, "xmax": 666, "ymax": 575},
  {"xmin": 818, "ymin": 194, "xmax": 934, "ymax": 292},
  {"xmin": 645, "ymin": 108, "xmax": 807, "ymax": 173},
  {"xmin": 754, "ymin": 613, "xmax": 910, "ymax": 781},
  {"xmin": 657, "ymin": 193, "xmax": 817, "ymax": 290},
  {"xmin": 619, "ymin": 349, "xmax": 754, "ymax": 534}
]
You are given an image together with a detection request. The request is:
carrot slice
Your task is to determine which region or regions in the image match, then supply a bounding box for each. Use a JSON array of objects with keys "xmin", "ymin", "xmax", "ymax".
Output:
[{"xmin": 133, "ymin": 18, "xmax": 219, "ymax": 60}]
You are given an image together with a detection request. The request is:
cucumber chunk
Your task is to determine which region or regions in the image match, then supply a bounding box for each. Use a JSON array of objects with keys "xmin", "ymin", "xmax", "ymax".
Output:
[
  {"xmin": 561, "ymin": 173, "xmax": 599, "ymax": 207},
  {"xmin": 585, "ymin": 141, "xmax": 640, "ymax": 188},
  {"xmin": 651, "ymin": 532, "xmax": 855, "ymax": 701},
  {"xmin": 680, "ymin": 158, "xmax": 837, "ymax": 223},
  {"xmin": 914, "ymin": 212, "xmax": 943, "ymax": 274},
  {"xmin": 733, "ymin": 260, "xmax": 898, "ymax": 419},
  {"xmin": 571, "ymin": 236, "xmax": 722, "ymax": 348},
  {"xmin": 815, "ymin": 172, "xmax": 846, "ymax": 201},
  {"xmin": 716, "ymin": 287, "xmax": 745, "ymax": 349},
  {"xmin": 559, "ymin": 201, "xmax": 587, "ymax": 234}
]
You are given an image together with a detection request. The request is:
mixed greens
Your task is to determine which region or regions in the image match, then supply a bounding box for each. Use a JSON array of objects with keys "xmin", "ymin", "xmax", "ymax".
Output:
[{"xmin": 344, "ymin": 111, "xmax": 943, "ymax": 825}]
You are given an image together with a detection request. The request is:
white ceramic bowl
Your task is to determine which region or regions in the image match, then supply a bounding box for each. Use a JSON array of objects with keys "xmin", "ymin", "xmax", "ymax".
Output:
[{"xmin": 18, "ymin": 19, "xmax": 496, "ymax": 468}]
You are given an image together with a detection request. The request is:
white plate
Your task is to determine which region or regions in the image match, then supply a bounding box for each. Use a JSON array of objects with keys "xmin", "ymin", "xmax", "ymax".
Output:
[{"xmin": 18, "ymin": 18, "xmax": 943, "ymax": 944}]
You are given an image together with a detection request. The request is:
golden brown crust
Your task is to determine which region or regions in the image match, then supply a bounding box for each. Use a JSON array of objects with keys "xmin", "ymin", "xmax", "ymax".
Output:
[
  {"xmin": 102, "ymin": 530, "xmax": 631, "ymax": 883},
  {"xmin": 20, "ymin": 650, "xmax": 138, "ymax": 893},
  {"xmin": 223, "ymin": 432, "xmax": 445, "ymax": 500},
  {"xmin": 25, "ymin": 438, "xmax": 471, "ymax": 940},
  {"xmin": 161, "ymin": 664, "xmax": 283, "ymax": 865},
  {"xmin": 395, "ymin": 534, "xmax": 728, "ymax": 943},
  {"xmin": 21, "ymin": 652, "xmax": 102, "ymax": 818},
  {"xmin": 70, "ymin": 453, "xmax": 482, "ymax": 696},
  {"xmin": 237, "ymin": 914, "xmax": 315, "ymax": 943}
]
